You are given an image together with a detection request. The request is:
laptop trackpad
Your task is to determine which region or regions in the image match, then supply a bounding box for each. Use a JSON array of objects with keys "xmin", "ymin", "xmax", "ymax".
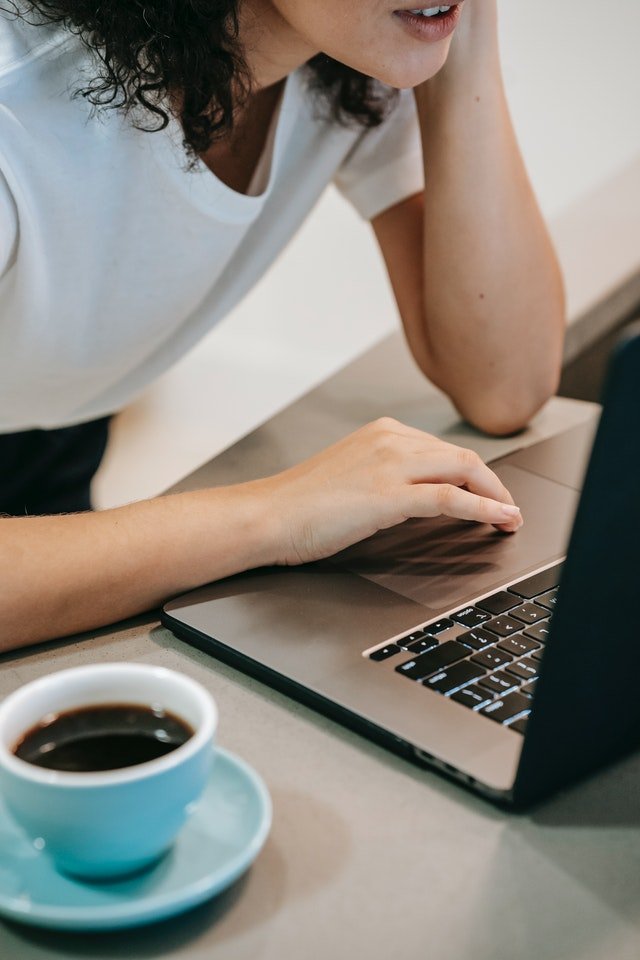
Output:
[{"xmin": 329, "ymin": 464, "xmax": 579, "ymax": 613}]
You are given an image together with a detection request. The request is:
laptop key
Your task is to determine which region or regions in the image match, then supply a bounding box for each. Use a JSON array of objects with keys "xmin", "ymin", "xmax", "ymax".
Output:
[
  {"xmin": 451, "ymin": 684, "xmax": 493, "ymax": 710},
  {"xmin": 451, "ymin": 607, "xmax": 491, "ymax": 629},
  {"xmin": 521, "ymin": 679, "xmax": 538, "ymax": 696},
  {"xmin": 523, "ymin": 622, "xmax": 551, "ymax": 643},
  {"xmin": 504, "ymin": 657, "xmax": 539, "ymax": 682},
  {"xmin": 509, "ymin": 602, "xmax": 549, "ymax": 625},
  {"xmin": 476, "ymin": 592, "xmax": 521, "ymax": 616},
  {"xmin": 481, "ymin": 692, "xmax": 532, "ymax": 724},
  {"xmin": 530, "ymin": 647, "xmax": 545, "ymax": 663},
  {"xmin": 397, "ymin": 630, "xmax": 433, "ymax": 650},
  {"xmin": 535, "ymin": 589, "xmax": 559, "ymax": 612},
  {"xmin": 478, "ymin": 671, "xmax": 521, "ymax": 695},
  {"xmin": 457, "ymin": 627, "xmax": 497, "ymax": 651},
  {"xmin": 396, "ymin": 642, "xmax": 469, "ymax": 681},
  {"xmin": 422, "ymin": 618, "xmax": 455, "ymax": 635},
  {"xmin": 406, "ymin": 637, "xmax": 439, "ymax": 655},
  {"xmin": 470, "ymin": 648, "xmax": 514, "ymax": 670},
  {"xmin": 369, "ymin": 644, "xmax": 401, "ymax": 662},
  {"xmin": 423, "ymin": 661, "xmax": 486, "ymax": 695},
  {"xmin": 497, "ymin": 635, "xmax": 540, "ymax": 657},
  {"xmin": 508, "ymin": 564, "xmax": 563, "ymax": 600},
  {"xmin": 509, "ymin": 716, "xmax": 529, "ymax": 734},
  {"xmin": 484, "ymin": 616, "xmax": 522, "ymax": 637}
]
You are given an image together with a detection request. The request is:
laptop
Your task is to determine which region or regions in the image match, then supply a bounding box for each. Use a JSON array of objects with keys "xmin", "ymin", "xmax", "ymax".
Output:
[{"xmin": 162, "ymin": 326, "xmax": 640, "ymax": 807}]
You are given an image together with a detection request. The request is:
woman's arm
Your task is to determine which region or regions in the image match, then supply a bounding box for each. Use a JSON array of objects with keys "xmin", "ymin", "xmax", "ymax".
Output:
[
  {"xmin": 373, "ymin": 0, "xmax": 565, "ymax": 436},
  {"xmin": 0, "ymin": 418, "xmax": 522, "ymax": 652}
]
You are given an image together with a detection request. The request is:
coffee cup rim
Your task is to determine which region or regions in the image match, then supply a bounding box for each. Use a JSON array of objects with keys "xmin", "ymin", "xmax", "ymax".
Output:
[{"xmin": 0, "ymin": 663, "xmax": 217, "ymax": 787}]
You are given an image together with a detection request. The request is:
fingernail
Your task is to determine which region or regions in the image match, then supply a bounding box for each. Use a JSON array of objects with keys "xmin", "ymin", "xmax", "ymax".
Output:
[{"xmin": 500, "ymin": 504, "xmax": 521, "ymax": 517}]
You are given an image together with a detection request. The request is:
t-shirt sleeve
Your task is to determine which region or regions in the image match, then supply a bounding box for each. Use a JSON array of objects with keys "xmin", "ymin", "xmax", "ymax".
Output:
[
  {"xmin": 0, "ymin": 166, "xmax": 18, "ymax": 278},
  {"xmin": 333, "ymin": 88, "xmax": 424, "ymax": 221}
]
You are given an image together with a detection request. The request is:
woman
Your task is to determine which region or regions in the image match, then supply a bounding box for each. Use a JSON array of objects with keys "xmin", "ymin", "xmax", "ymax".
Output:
[{"xmin": 0, "ymin": 0, "xmax": 565, "ymax": 652}]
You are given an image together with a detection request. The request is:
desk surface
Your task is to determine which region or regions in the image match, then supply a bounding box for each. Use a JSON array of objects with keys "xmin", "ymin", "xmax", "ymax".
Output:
[{"xmin": 3, "ymin": 335, "xmax": 638, "ymax": 960}]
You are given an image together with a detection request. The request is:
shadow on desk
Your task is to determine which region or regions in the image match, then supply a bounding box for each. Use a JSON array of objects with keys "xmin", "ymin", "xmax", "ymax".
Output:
[
  {"xmin": 4, "ymin": 785, "xmax": 351, "ymax": 957},
  {"xmin": 4, "ymin": 876, "xmax": 251, "ymax": 958},
  {"xmin": 0, "ymin": 612, "xmax": 162, "ymax": 666},
  {"xmin": 531, "ymin": 750, "xmax": 640, "ymax": 830},
  {"xmin": 479, "ymin": 751, "xmax": 640, "ymax": 955}
]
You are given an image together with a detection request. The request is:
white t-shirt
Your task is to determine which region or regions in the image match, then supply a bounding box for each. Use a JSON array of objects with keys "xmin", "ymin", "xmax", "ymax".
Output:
[{"xmin": 0, "ymin": 15, "xmax": 425, "ymax": 431}]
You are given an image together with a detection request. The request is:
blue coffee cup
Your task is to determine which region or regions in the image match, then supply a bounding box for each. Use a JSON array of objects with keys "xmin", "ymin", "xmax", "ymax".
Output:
[{"xmin": 0, "ymin": 663, "xmax": 217, "ymax": 879}]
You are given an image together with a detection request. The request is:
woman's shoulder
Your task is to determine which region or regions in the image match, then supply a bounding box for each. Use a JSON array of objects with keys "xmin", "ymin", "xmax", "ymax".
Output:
[{"xmin": 0, "ymin": 6, "xmax": 74, "ymax": 84}]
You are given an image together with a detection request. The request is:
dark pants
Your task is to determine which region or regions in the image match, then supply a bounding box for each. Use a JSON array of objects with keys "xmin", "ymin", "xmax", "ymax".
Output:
[{"xmin": 0, "ymin": 417, "xmax": 111, "ymax": 516}]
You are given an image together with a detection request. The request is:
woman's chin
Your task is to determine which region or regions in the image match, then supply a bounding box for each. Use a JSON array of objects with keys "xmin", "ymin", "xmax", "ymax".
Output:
[{"xmin": 364, "ymin": 51, "xmax": 451, "ymax": 90}]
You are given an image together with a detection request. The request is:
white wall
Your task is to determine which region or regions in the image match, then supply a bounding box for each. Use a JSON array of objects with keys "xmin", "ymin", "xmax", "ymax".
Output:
[{"xmin": 94, "ymin": 0, "xmax": 640, "ymax": 509}]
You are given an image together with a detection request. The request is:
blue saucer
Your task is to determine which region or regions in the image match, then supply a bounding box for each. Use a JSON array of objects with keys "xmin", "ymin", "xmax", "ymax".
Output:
[{"xmin": 0, "ymin": 747, "xmax": 271, "ymax": 931}]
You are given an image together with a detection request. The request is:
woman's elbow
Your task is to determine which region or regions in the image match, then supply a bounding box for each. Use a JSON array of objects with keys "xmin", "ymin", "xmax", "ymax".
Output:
[{"xmin": 454, "ymin": 364, "xmax": 563, "ymax": 437}]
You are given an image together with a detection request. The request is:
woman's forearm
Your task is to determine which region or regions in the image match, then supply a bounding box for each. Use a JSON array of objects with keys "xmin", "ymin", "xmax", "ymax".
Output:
[
  {"xmin": 0, "ymin": 485, "xmax": 273, "ymax": 652},
  {"xmin": 414, "ymin": 0, "xmax": 565, "ymax": 434}
]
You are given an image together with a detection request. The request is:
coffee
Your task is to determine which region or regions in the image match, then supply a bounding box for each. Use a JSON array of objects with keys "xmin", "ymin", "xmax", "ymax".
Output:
[{"xmin": 13, "ymin": 703, "xmax": 193, "ymax": 772}]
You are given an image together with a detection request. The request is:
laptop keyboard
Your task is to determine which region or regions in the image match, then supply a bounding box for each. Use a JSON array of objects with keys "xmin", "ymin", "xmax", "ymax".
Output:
[{"xmin": 367, "ymin": 562, "xmax": 563, "ymax": 736}]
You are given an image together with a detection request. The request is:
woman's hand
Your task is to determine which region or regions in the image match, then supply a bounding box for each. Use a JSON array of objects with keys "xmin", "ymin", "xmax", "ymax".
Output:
[
  {"xmin": 0, "ymin": 418, "xmax": 521, "ymax": 652},
  {"xmin": 442, "ymin": 0, "xmax": 500, "ymax": 67},
  {"xmin": 257, "ymin": 417, "xmax": 522, "ymax": 566}
]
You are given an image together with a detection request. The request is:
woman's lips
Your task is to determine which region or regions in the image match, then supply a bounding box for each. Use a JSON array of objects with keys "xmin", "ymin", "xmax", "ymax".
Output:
[{"xmin": 393, "ymin": 4, "xmax": 462, "ymax": 42}]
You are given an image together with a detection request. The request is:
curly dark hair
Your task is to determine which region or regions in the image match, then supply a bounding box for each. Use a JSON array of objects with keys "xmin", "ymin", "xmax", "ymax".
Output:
[{"xmin": 8, "ymin": 1, "xmax": 398, "ymax": 158}]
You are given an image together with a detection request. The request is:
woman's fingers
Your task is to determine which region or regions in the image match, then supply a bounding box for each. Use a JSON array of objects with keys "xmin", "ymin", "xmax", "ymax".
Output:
[
  {"xmin": 408, "ymin": 445, "xmax": 514, "ymax": 503},
  {"xmin": 401, "ymin": 482, "xmax": 522, "ymax": 528},
  {"xmin": 423, "ymin": 448, "xmax": 523, "ymax": 531},
  {"xmin": 370, "ymin": 419, "xmax": 517, "ymax": 508},
  {"xmin": 362, "ymin": 418, "xmax": 522, "ymax": 530}
]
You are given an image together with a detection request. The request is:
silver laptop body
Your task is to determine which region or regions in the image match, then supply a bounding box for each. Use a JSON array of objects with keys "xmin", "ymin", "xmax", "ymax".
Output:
[{"xmin": 163, "ymin": 330, "xmax": 640, "ymax": 806}]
